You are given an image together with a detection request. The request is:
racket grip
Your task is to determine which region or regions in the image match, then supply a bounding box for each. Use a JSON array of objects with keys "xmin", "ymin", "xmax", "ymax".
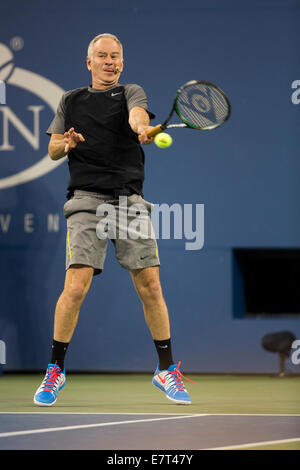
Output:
[
  {"xmin": 146, "ymin": 125, "xmax": 164, "ymax": 137},
  {"xmin": 138, "ymin": 124, "xmax": 164, "ymax": 141}
]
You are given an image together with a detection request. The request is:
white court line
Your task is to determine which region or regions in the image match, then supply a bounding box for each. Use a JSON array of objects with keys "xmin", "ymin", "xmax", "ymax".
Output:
[
  {"xmin": 1, "ymin": 412, "xmax": 300, "ymax": 416},
  {"xmin": 206, "ymin": 436, "xmax": 300, "ymax": 450},
  {"xmin": 0, "ymin": 412, "xmax": 199, "ymax": 416},
  {"xmin": 0, "ymin": 414, "xmax": 207, "ymax": 439}
]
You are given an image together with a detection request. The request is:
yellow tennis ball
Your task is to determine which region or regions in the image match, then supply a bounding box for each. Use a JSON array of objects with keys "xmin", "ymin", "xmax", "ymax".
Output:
[{"xmin": 154, "ymin": 132, "xmax": 173, "ymax": 148}]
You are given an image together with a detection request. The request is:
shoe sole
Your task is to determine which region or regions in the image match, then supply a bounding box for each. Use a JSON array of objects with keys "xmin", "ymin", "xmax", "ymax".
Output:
[
  {"xmin": 166, "ymin": 395, "xmax": 191, "ymax": 405},
  {"xmin": 33, "ymin": 397, "xmax": 58, "ymax": 407},
  {"xmin": 152, "ymin": 378, "xmax": 191, "ymax": 405},
  {"xmin": 33, "ymin": 377, "xmax": 66, "ymax": 407}
]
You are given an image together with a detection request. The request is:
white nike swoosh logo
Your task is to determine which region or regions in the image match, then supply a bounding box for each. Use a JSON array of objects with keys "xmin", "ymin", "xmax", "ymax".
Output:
[{"xmin": 111, "ymin": 92, "xmax": 122, "ymax": 96}]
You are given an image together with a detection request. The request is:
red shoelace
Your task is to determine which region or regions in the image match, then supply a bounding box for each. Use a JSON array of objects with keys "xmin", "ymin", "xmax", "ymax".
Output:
[
  {"xmin": 43, "ymin": 364, "xmax": 61, "ymax": 392},
  {"xmin": 169, "ymin": 362, "xmax": 197, "ymax": 390}
]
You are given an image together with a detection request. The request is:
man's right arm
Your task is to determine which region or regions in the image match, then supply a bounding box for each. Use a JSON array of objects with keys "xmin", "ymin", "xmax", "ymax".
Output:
[
  {"xmin": 48, "ymin": 134, "xmax": 67, "ymax": 160},
  {"xmin": 48, "ymin": 128, "xmax": 86, "ymax": 160}
]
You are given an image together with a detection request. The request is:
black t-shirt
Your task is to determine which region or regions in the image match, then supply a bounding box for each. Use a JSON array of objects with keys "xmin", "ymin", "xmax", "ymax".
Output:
[{"xmin": 46, "ymin": 84, "xmax": 155, "ymax": 199}]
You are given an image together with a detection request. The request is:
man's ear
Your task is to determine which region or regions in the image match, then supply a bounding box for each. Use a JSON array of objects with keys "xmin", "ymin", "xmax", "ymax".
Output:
[{"xmin": 86, "ymin": 56, "xmax": 91, "ymax": 71}]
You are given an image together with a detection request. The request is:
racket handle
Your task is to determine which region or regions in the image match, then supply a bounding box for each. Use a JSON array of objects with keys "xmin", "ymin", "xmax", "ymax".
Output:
[
  {"xmin": 138, "ymin": 124, "xmax": 164, "ymax": 141},
  {"xmin": 146, "ymin": 125, "xmax": 164, "ymax": 137}
]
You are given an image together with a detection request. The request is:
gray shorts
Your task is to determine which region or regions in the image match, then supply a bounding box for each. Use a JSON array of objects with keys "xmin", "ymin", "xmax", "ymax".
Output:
[{"xmin": 63, "ymin": 190, "xmax": 160, "ymax": 275}]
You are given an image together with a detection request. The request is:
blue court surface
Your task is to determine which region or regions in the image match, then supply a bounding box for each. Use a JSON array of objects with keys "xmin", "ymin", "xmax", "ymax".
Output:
[{"xmin": 0, "ymin": 412, "xmax": 300, "ymax": 450}]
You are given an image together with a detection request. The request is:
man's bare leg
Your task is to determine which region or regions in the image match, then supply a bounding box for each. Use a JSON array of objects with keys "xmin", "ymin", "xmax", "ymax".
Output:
[
  {"xmin": 130, "ymin": 266, "xmax": 170, "ymax": 341},
  {"xmin": 130, "ymin": 266, "xmax": 174, "ymax": 370},
  {"xmin": 34, "ymin": 265, "xmax": 94, "ymax": 406},
  {"xmin": 130, "ymin": 265, "xmax": 191, "ymax": 404},
  {"xmin": 53, "ymin": 265, "xmax": 94, "ymax": 343}
]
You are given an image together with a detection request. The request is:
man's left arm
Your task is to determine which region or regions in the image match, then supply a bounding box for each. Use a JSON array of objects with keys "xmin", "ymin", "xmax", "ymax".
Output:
[{"xmin": 129, "ymin": 106, "xmax": 155, "ymax": 144}]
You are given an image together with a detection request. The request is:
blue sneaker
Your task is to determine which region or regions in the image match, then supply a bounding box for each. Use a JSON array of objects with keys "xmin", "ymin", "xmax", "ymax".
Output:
[
  {"xmin": 152, "ymin": 362, "xmax": 192, "ymax": 405},
  {"xmin": 34, "ymin": 363, "xmax": 66, "ymax": 406}
]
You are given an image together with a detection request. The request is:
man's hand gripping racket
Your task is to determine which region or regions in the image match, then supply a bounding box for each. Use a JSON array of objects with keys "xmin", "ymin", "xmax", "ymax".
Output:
[{"xmin": 140, "ymin": 80, "xmax": 231, "ymax": 142}]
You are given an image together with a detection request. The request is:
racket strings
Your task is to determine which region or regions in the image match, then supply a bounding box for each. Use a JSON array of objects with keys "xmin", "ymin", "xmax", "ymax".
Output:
[{"xmin": 176, "ymin": 83, "xmax": 229, "ymax": 129}]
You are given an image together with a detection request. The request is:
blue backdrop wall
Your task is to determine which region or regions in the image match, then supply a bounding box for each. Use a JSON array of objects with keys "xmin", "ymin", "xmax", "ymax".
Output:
[{"xmin": 0, "ymin": 0, "xmax": 300, "ymax": 373}]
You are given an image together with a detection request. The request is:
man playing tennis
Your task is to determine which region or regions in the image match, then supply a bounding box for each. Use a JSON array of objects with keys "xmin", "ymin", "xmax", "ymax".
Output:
[{"xmin": 34, "ymin": 33, "xmax": 191, "ymax": 406}]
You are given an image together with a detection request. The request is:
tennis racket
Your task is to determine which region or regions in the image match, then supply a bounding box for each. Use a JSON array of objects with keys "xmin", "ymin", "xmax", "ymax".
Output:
[{"xmin": 143, "ymin": 80, "xmax": 231, "ymax": 139}]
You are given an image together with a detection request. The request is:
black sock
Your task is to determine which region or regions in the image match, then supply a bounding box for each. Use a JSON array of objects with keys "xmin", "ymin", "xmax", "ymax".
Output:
[
  {"xmin": 50, "ymin": 339, "xmax": 69, "ymax": 371},
  {"xmin": 154, "ymin": 338, "xmax": 174, "ymax": 370}
]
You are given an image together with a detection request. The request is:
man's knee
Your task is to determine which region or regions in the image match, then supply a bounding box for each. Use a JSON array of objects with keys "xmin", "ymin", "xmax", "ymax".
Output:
[
  {"xmin": 137, "ymin": 278, "xmax": 163, "ymax": 304},
  {"xmin": 64, "ymin": 266, "xmax": 93, "ymax": 304},
  {"xmin": 64, "ymin": 281, "xmax": 87, "ymax": 304}
]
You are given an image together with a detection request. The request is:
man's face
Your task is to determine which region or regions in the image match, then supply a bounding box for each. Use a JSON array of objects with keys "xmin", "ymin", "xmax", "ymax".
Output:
[{"xmin": 87, "ymin": 38, "xmax": 124, "ymax": 89}]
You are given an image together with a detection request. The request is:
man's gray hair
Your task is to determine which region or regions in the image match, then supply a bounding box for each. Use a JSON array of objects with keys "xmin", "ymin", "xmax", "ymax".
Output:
[{"xmin": 87, "ymin": 33, "xmax": 123, "ymax": 59}]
